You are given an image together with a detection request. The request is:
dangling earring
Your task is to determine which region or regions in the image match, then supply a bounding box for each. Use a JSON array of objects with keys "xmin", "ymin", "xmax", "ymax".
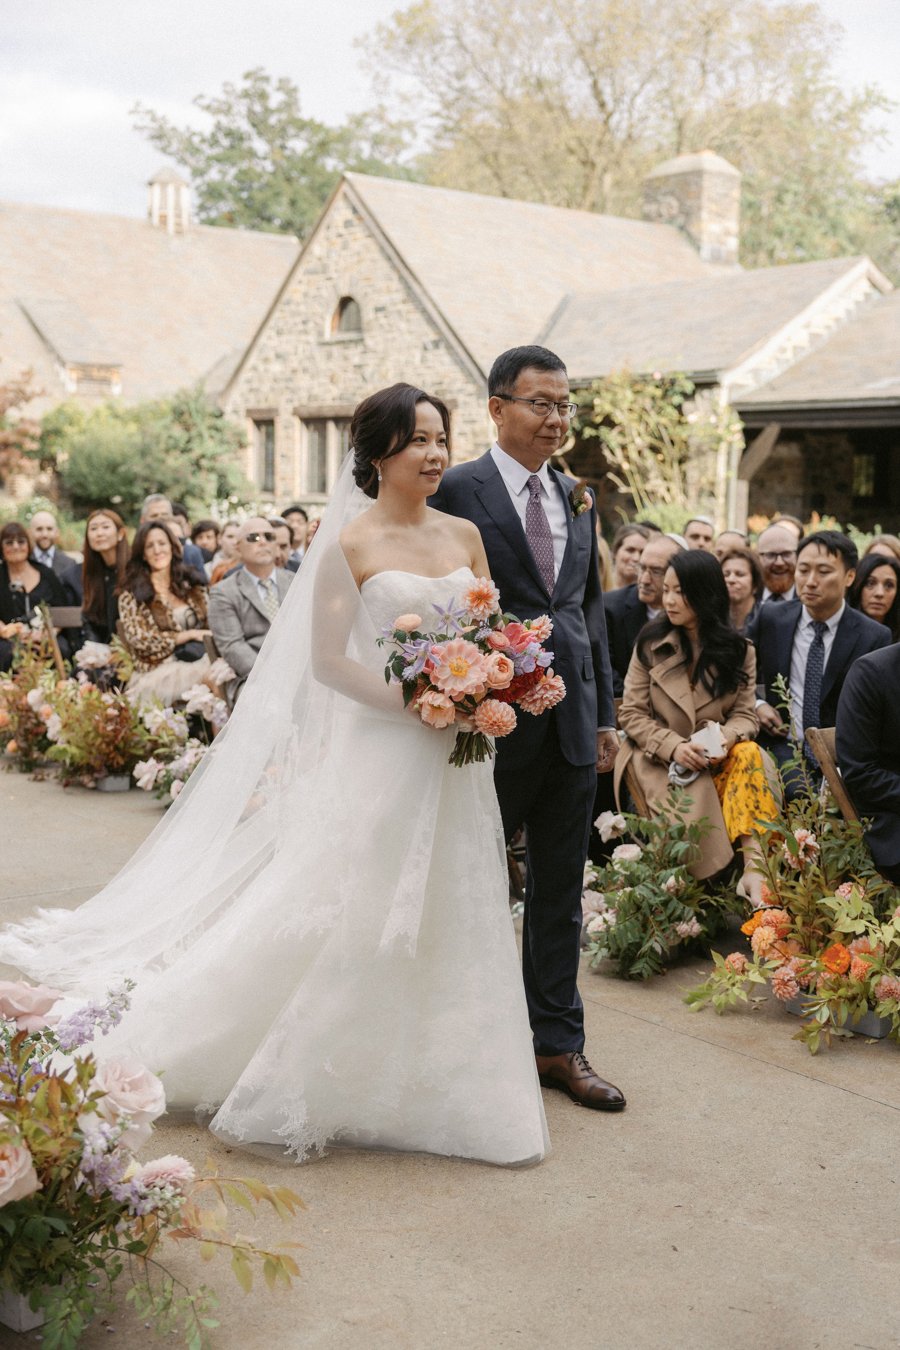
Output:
[{"xmin": 377, "ymin": 469, "xmax": 382, "ymax": 482}]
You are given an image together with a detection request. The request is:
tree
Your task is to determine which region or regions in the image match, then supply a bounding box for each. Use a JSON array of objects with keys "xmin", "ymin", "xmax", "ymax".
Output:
[
  {"xmin": 49, "ymin": 388, "xmax": 250, "ymax": 521},
  {"xmin": 572, "ymin": 371, "xmax": 744, "ymax": 526},
  {"xmin": 0, "ymin": 368, "xmax": 41, "ymax": 486},
  {"xmin": 133, "ymin": 69, "xmax": 417, "ymax": 239},
  {"xmin": 366, "ymin": 0, "xmax": 897, "ymax": 272}
]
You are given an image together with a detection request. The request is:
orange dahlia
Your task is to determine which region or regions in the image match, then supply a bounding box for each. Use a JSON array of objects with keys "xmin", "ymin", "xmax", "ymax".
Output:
[
  {"xmin": 821, "ymin": 943, "xmax": 851, "ymax": 976},
  {"xmin": 741, "ymin": 911, "xmax": 767, "ymax": 936}
]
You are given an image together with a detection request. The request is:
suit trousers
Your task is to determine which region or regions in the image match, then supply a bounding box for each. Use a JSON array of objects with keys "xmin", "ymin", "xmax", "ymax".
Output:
[{"xmin": 494, "ymin": 715, "xmax": 596, "ymax": 1056}]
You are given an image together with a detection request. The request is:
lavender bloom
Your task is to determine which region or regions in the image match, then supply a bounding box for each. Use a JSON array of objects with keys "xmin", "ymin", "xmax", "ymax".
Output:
[
  {"xmin": 399, "ymin": 638, "xmax": 432, "ymax": 680},
  {"xmin": 55, "ymin": 981, "xmax": 134, "ymax": 1052},
  {"xmin": 430, "ymin": 598, "xmax": 468, "ymax": 635}
]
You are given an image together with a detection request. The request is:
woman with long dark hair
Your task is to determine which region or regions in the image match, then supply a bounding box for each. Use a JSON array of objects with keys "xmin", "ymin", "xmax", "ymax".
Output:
[
  {"xmin": 614, "ymin": 549, "xmax": 779, "ymax": 902},
  {"xmin": 0, "ymin": 521, "xmax": 69, "ymax": 670},
  {"xmin": 118, "ymin": 519, "xmax": 212, "ymax": 704},
  {"xmin": 81, "ymin": 508, "xmax": 129, "ymax": 644},
  {"xmin": 849, "ymin": 552, "xmax": 900, "ymax": 643}
]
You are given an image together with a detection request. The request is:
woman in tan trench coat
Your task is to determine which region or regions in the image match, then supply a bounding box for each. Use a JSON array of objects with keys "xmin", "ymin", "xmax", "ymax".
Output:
[{"xmin": 614, "ymin": 550, "xmax": 779, "ymax": 902}]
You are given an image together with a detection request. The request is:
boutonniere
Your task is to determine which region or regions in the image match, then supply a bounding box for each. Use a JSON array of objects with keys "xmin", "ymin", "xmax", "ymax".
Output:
[{"xmin": 569, "ymin": 483, "xmax": 593, "ymax": 518}]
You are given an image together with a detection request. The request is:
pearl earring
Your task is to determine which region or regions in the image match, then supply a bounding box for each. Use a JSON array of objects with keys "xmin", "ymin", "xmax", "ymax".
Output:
[{"xmin": 377, "ymin": 470, "xmax": 382, "ymax": 482}]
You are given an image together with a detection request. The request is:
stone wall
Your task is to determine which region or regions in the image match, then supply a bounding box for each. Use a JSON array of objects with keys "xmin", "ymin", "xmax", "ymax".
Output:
[{"xmin": 224, "ymin": 189, "xmax": 492, "ymax": 501}]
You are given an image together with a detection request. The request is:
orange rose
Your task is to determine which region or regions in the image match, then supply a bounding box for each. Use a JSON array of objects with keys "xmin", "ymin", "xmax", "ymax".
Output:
[
  {"xmin": 5, "ymin": 740, "xmax": 18, "ymax": 755},
  {"xmin": 821, "ymin": 943, "xmax": 851, "ymax": 976}
]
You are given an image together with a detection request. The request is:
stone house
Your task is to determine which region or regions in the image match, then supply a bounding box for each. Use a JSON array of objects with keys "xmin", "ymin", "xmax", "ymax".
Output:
[{"xmin": 224, "ymin": 151, "xmax": 899, "ymax": 528}]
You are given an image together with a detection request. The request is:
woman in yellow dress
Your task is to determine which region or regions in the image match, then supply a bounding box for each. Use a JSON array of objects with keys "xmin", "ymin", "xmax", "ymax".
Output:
[{"xmin": 614, "ymin": 549, "xmax": 780, "ymax": 905}]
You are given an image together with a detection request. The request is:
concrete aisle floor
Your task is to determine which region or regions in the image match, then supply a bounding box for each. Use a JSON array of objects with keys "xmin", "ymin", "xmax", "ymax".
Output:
[{"xmin": 1, "ymin": 772, "xmax": 899, "ymax": 1350}]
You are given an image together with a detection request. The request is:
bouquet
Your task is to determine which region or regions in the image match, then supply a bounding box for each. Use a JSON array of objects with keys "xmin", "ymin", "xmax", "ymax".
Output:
[
  {"xmin": 379, "ymin": 576, "xmax": 566, "ymax": 766},
  {"xmin": 0, "ymin": 978, "xmax": 302, "ymax": 1347}
]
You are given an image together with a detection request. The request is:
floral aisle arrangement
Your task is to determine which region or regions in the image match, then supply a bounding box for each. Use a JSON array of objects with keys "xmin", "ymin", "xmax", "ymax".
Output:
[
  {"xmin": 379, "ymin": 576, "xmax": 565, "ymax": 766},
  {"xmin": 0, "ymin": 642, "xmax": 60, "ymax": 772},
  {"xmin": 685, "ymin": 784, "xmax": 900, "ymax": 1052},
  {"xmin": 45, "ymin": 682, "xmax": 159, "ymax": 786},
  {"xmin": 0, "ymin": 979, "xmax": 302, "ymax": 1348},
  {"xmin": 583, "ymin": 804, "xmax": 733, "ymax": 980},
  {"xmin": 133, "ymin": 684, "xmax": 227, "ymax": 804}
]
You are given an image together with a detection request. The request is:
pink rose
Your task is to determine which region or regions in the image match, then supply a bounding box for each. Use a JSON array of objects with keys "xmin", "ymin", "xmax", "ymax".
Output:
[
  {"xmin": 486, "ymin": 631, "xmax": 510, "ymax": 650},
  {"xmin": 484, "ymin": 653, "xmax": 515, "ymax": 690},
  {"xmin": 93, "ymin": 1056, "xmax": 166, "ymax": 1151},
  {"xmin": 393, "ymin": 613, "xmax": 422, "ymax": 631},
  {"xmin": 131, "ymin": 1154, "xmax": 196, "ymax": 1193},
  {"xmin": 169, "ymin": 780, "xmax": 184, "ymax": 801},
  {"xmin": 499, "ymin": 622, "xmax": 533, "ymax": 655},
  {"xmin": 415, "ymin": 689, "xmax": 457, "ymax": 730},
  {"xmin": 0, "ymin": 1142, "xmax": 39, "ymax": 1207},
  {"xmin": 0, "ymin": 980, "xmax": 63, "ymax": 1033}
]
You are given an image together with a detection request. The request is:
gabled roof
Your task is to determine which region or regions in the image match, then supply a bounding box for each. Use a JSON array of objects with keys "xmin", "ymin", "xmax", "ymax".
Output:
[
  {"xmin": 539, "ymin": 257, "xmax": 878, "ymax": 383},
  {"xmin": 343, "ymin": 173, "xmax": 713, "ymax": 375},
  {"xmin": 0, "ymin": 200, "xmax": 300, "ymax": 407},
  {"xmin": 736, "ymin": 290, "xmax": 900, "ymax": 410}
]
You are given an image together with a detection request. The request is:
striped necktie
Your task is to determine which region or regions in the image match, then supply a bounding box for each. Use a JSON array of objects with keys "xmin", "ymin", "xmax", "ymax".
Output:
[{"xmin": 260, "ymin": 577, "xmax": 279, "ymax": 620}]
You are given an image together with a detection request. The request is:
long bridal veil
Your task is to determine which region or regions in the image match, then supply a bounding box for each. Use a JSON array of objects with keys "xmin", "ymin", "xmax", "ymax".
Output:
[{"xmin": 0, "ymin": 456, "xmax": 447, "ymax": 987}]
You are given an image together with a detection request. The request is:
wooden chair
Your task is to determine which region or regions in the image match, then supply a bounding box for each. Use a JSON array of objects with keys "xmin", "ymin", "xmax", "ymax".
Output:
[{"xmin": 805, "ymin": 726, "xmax": 859, "ymax": 824}]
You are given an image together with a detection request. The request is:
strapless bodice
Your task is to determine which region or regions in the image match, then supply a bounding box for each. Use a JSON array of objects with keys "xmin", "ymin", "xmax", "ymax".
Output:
[{"xmin": 360, "ymin": 566, "xmax": 475, "ymax": 634}]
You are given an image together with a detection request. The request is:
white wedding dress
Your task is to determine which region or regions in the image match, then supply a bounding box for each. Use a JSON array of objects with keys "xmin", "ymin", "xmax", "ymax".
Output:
[{"xmin": 1, "ymin": 550, "xmax": 548, "ymax": 1166}]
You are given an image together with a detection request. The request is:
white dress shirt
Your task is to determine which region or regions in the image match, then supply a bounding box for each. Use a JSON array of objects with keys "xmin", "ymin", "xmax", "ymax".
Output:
[
  {"xmin": 34, "ymin": 545, "xmax": 56, "ymax": 567},
  {"xmin": 762, "ymin": 584, "xmax": 796, "ymax": 603},
  {"xmin": 489, "ymin": 442, "xmax": 568, "ymax": 580},
  {"xmin": 789, "ymin": 602, "xmax": 844, "ymax": 740},
  {"xmin": 252, "ymin": 568, "xmax": 279, "ymax": 607}
]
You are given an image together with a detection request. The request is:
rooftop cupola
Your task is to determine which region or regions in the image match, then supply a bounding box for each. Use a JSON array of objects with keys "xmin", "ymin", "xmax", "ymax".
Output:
[{"xmin": 147, "ymin": 168, "xmax": 191, "ymax": 235}]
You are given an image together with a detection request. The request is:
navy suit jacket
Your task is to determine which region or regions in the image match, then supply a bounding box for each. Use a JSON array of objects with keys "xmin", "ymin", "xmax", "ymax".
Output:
[
  {"xmin": 430, "ymin": 452, "xmax": 614, "ymax": 768},
  {"xmin": 603, "ymin": 583, "xmax": 648, "ymax": 697},
  {"xmin": 749, "ymin": 600, "xmax": 891, "ymax": 746},
  {"xmin": 836, "ymin": 644, "xmax": 900, "ymax": 871}
]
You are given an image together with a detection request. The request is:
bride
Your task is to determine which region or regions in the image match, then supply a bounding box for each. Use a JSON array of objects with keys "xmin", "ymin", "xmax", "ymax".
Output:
[{"xmin": 0, "ymin": 384, "xmax": 549, "ymax": 1167}]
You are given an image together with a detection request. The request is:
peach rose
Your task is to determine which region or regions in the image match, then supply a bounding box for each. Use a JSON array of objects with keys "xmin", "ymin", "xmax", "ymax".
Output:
[
  {"xmin": 93, "ymin": 1056, "xmax": 166, "ymax": 1151},
  {"xmin": 0, "ymin": 710, "xmax": 8, "ymax": 728},
  {"xmin": 484, "ymin": 653, "xmax": 515, "ymax": 690},
  {"xmin": 486, "ymin": 630, "xmax": 510, "ymax": 650},
  {"xmin": 5, "ymin": 741, "xmax": 18, "ymax": 755},
  {"xmin": 392, "ymin": 613, "xmax": 422, "ymax": 631},
  {"xmin": 0, "ymin": 980, "xmax": 63, "ymax": 1033},
  {"xmin": 0, "ymin": 1142, "xmax": 39, "ymax": 1207},
  {"xmin": 415, "ymin": 689, "xmax": 457, "ymax": 730}
]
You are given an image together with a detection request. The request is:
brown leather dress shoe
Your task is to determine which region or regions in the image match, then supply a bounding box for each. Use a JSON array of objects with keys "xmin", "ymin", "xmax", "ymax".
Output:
[{"xmin": 535, "ymin": 1051, "xmax": 626, "ymax": 1112}]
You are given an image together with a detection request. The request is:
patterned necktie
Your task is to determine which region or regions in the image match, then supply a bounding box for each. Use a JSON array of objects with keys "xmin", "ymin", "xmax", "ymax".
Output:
[
  {"xmin": 260, "ymin": 577, "xmax": 279, "ymax": 620},
  {"xmin": 525, "ymin": 474, "xmax": 555, "ymax": 594},
  {"xmin": 802, "ymin": 619, "xmax": 828, "ymax": 762}
]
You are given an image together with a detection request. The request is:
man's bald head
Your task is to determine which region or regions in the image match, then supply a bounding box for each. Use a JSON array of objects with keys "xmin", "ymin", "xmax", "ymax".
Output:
[{"xmin": 236, "ymin": 517, "xmax": 277, "ymax": 577}]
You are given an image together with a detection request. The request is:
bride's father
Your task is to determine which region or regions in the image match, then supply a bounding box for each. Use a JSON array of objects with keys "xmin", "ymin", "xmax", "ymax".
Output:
[{"xmin": 431, "ymin": 345, "xmax": 625, "ymax": 1111}]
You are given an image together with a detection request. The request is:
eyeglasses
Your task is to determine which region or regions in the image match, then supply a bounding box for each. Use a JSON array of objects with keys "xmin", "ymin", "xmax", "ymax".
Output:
[
  {"xmin": 496, "ymin": 394, "xmax": 577, "ymax": 419},
  {"xmin": 244, "ymin": 531, "xmax": 276, "ymax": 543},
  {"xmin": 758, "ymin": 550, "xmax": 796, "ymax": 563}
]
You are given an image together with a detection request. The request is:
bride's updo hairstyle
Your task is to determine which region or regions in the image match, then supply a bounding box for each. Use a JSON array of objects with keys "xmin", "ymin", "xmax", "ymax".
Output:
[{"xmin": 351, "ymin": 382, "xmax": 451, "ymax": 498}]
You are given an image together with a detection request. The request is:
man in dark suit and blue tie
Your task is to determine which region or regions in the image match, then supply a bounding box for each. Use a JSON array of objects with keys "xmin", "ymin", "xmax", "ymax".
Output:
[
  {"xmin": 751, "ymin": 530, "xmax": 891, "ymax": 796},
  {"xmin": 431, "ymin": 345, "xmax": 624, "ymax": 1112}
]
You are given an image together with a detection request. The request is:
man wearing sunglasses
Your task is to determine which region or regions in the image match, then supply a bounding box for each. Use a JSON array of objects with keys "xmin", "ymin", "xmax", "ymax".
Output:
[{"xmin": 207, "ymin": 516, "xmax": 295, "ymax": 707}]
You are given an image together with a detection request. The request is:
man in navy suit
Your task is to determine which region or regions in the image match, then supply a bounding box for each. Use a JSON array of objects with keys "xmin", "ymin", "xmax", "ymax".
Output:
[
  {"xmin": 431, "ymin": 345, "xmax": 624, "ymax": 1112},
  {"xmin": 751, "ymin": 530, "xmax": 891, "ymax": 796},
  {"xmin": 836, "ymin": 646, "xmax": 900, "ymax": 883}
]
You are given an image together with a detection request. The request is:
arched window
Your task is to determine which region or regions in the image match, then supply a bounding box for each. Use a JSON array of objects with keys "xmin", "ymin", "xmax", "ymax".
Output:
[{"xmin": 332, "ymin": 296, "xmax": 362, "ymax": 336}]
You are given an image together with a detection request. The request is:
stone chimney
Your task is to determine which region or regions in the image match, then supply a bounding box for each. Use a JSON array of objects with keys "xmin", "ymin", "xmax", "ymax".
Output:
[
  {"xmin": 642, "ymin": 150, "xmax": 740, "ymax": 266},
  {"xmin": 147, "ymin": 168, "xmax": 191, "ymax": 235}
]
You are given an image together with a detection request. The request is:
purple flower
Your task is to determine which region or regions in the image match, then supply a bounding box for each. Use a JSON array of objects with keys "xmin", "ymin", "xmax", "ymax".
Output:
[
  {"xmin": 399, "ymin": 638, "xmax": 432, "ymax": 680},
  {"xmin": 430, "ymin": 599, "xmax": 468, "ymax": 635},
  {"xmin": 55, "ymin": 981, "xmax": 134, "ymax": 1053}
]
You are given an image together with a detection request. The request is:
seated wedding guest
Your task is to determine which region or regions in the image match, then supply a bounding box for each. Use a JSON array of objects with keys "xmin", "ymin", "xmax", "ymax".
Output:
[
  {"xmin": 207, "ymin": 519, "xmax": 241, "ymax": 584},
  {"xmin": 282, "ymin": 504, "xmax": 308, "ymax": 565},
  {"xmin": 752, "ymin": 530, "xmax": 891, "ymax": 796},
  {"xmin": 269, "ymin": 517, "xmax": 300, "ymax": 573},
  {"xmin": 849, "ymin": 553, "xmax": 900, "ymax": 643},
  {"xmin": 81, "ymin": 509, "xmax": 128, "ymax": 644},
  {"xmin": 306, "ymin": 517, "xmax": 321, "ymax": 547},
  {"xmin": 0, "ymin": 521, "xmax": 71, "ymax": 670},
  {"xmin": 118, "ymin": 520, "xmax": 213, "ymax": 706},
  {"xmin": 604, "ymin": 534, "xmax": 683, "ymax": 696},
  {"xmin": 720, "ymin": 546, "xmax": 763, "ymax": 634},
  {"xmin": 836, "ymin": 645, "xmax": 900, "ymax": 883},
  {"xmin": 756, "ymin": 522, "xmax": 798, "ymax": 603},
  {"xmin": 610, "ymin": 522, "xmax": 650, "ymax": 589},
  {"xmin": 208, "ymin": 517, "xmax": 294, "ymax": 706},
  {"xmin": 615, "ymin": 550, "xmax": 778, "ymax": 903},
  {"xmin": 713, "ymin": 528, "xmax": 747, "ymax": 561},
  {"xmin": 140, "ymin": 494, "xmax": 206, "ymax": 573},
  {"xmin": 29, "ymin": 509, "xmax": 82, "ymax": 603},
  {"xmin": 863, "ymin": 533, "xmax": 900, "ymax": 566},
  {"xmin": 683, "ymin": 516, "xmax": 714, "ymax": 551},
  {"xmin": 191, "ymin": 519, "xmax": 220, "ymax": 563}
]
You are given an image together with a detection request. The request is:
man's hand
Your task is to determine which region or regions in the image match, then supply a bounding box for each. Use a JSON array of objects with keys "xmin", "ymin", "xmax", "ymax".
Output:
[
  {"xmin": 757, "ymin": 702, "xmax": 788, "ymax": 736},
  {"xmin": 596, "ymin": 729, "xmax": 619, "ymax": 773}
]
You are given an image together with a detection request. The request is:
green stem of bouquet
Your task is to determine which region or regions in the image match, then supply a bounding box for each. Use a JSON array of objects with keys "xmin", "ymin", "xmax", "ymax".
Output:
[{"xmin": 448, "ymin": 731, "xmax": 494, "ymax": 767}]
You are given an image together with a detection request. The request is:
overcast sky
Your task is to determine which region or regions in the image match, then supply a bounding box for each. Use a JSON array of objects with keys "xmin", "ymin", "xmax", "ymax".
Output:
[{"xmin": 1, "ymin": 0, "xmax": 898, "ymax": 219}]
